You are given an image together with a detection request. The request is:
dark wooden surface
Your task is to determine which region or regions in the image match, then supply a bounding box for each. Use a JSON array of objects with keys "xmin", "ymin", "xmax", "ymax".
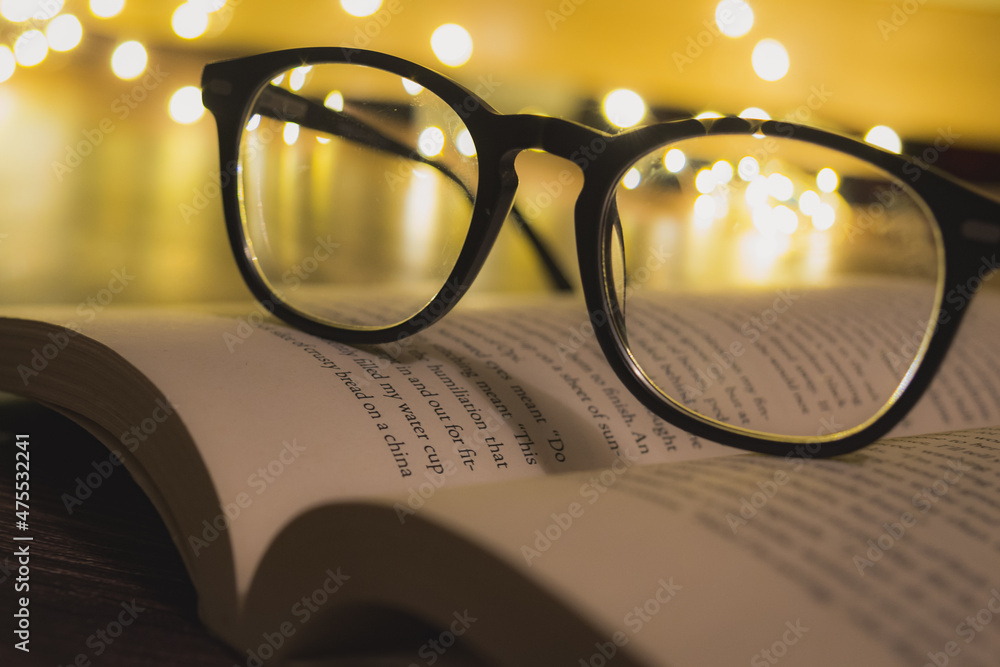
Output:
[
  {"xmin": 0, "ymin": 397, "xmax": 492, "ymax": 667},
  {"xmin": 0, "ymin": 396, "xmax": 239, "ymax": 666}
]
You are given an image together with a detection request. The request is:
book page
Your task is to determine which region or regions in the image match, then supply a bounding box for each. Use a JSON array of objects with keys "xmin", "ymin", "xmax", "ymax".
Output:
[
  {"xmin": 1, "ymin": 290, "xmax": 998, "ymax": 610},
  {"xmin": 414, "ymin": 427, "xmax": 1000, "ymax": 666}
]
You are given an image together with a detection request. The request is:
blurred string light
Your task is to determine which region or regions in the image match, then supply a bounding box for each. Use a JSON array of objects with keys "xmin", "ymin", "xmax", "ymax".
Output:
[
  {"xmin": 111, "ymin": 40, "xmax": 146, "ymax": 79},
  {"xmin": 865, "ymin": 125, "xmax": 902, "ymax": 153},
  {"xmin": 1, "ymin": 0, "xmax": 64, "ymax": 21},
  {"xmin": 694, "ymin": 193, "xmax": 716, "ymax": 223},
  {"xmin": 715, "ymin": 0, "xmax": 753, "ymax": 38},
  {"xmin": 172, "ymin": 2, "xmax": 209, "ymax": 39},
  {"xmin": 812, "ymin": 203, "xmax": 835, "ymax": 230},
  {"xmin": 324, "ymin": 90, "xmax": 344, "ymax": 111},
  {"xmin": 401, "ymin": 77, "xmax": 423, "ymax": 95},
  {"xmin": 751, "ymin": 38, "xmax": 788, "ymax": 81},
  {"xmin": 1, "ymin": 0, "xmax": 33, "ymax": 22},
  {"xmin": 289, "ymin": 65, "xmax": 311, "ymax": 91},
  {"xmin": 695, "ymin": 169, "xmax": 715, "ymax": 194},
  {"xmin": 418, "ymin": 126, "xmax": 445, "ymax": 157},
  {"xmin": 46, "ymin": 14, "xmax": 82, "ymax": 51},
  {"xmin": 14, "ymin": 30, "xmax": 47, "ymax": 67},
  {"xmin": 663, "ymin": 148, "xmax": 686, "ymax": 173},
  {"xmin": 0, "ymin": 46, "xmax": 14, "ymax": 82},
  {"xmin": 603, "ymin": 88, "xmax": 645, "ymax": 129},
  {"xmin": 773, "ymin": 205, "xmax": 798, "ymax": 234},
  {"xmin": 35, "ymin": 0, "xmax": 62, "ymax": 19},
  {"xmin": 816, "ymin": 167, "xmax": 838, "ymax": 192},
  {"xmin": 695, "ymin": 111, "xmax": 723, "ymax": 120},
  {"xmin": 283, "ymin": 122, "xmax": 299, "ymax": 145},
  {"xmin": 430, "ymin": 23, "xmax": 472, "ymax": 67},
  {"xmin": 193, "ymin": 0, "xmax": 227, "ymax": 10},
  {"xmin": 739, "ymin": 107, "xmax": 769, "ymax": 120},
  {"xmin": 169, "ymin": 86, "xmax": 204, "ymax": 124},
  {"xmin": 797, "ymin": 189, "xmax": 820, "ymax": 215},
  {"xmin": 621, "ymin": 167, "xmax": 641, "ymax": 190},
  {"xmin": 737, "ymin": 155, "xmax": 759, "ymax": 180},
  {"xmin": 711, "ymin": 159, "xmax": 733, "ymax": 184},
  {"xmin": 90, "ymin": 0, "xmax": 124, "ymax": 19},
  {"xmin": 340, "ymin": 0, "xmax": 381, "ymax": 17},
  {"xmin": 455, "ymin": 128, "xmax": 476, "ymax": 157},
  {"xmin": 766, "ymin": 172, "xmax": 793, "ymax": 201}
]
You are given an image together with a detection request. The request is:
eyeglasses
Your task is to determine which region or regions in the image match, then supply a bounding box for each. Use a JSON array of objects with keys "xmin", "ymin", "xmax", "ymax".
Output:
[{"xmin": 201, "ymin": 47, "xmax": 1000, "ymax": 457}]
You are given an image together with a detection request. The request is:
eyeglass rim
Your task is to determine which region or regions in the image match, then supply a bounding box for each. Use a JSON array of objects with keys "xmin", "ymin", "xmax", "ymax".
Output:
[{"xmin": 201, "ymin": 47, "xmax": 1000, "ymax": 457}]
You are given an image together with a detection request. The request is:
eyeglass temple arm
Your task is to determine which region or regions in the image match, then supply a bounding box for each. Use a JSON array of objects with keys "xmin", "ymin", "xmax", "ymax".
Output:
[{"xmin": 256, "ymin": 85, "xmax": 573, "ymax": 292}]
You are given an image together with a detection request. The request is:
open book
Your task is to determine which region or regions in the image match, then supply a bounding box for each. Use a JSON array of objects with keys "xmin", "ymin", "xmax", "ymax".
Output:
[{"xmin": 2, "ymin": 292, "xmax": 999, "ymax": 665}]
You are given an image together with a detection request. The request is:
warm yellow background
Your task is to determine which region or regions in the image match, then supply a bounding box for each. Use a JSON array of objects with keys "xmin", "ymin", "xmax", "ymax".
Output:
[{"xmin": 1, "ymin": 0, "xmax": 998, "ymax": 305}]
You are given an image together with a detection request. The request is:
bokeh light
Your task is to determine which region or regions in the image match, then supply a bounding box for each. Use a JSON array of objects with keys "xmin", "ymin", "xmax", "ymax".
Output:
[
  {"xmin": 816, "ymin": 167, "xmax": 838, "ymax": 193},
  {"xmin": 34, "ymin": 0, "xmax": 62, "ymax": 20},
  {"xmin": 456, "ymin": 128, "xmax": 476, "ymax": 157},
  {"xmin": 622, "ymin": 167, "xmax": 641, "ymax": 190},
  {"xmin": 111, "ymin": 40, "xmax": 147, "ymax": 80},
  {"xmin": 712, "ymin": 159, "xmax": 734, "ymax": 184},
  {"xmin": 431, "ymin": 24, "xmax": 473, "ymax": 67},
  {"xmin": 418, "ymin": 126, "xmax": 445, "ymax": 157},
  {"xmin": 172, "ymin": 2, "xmax": 210, "ymax": 40},
  {"xmin": 715, "ymin": 0, "xmax": 754, "ymax": 38},
  {"xmin": 1, "ymin": 0, "xmax": 33, "ymax": 22},
  {"xmin": 289, "ymin": 65, "xmax": 311, "ymax": 91},
  {"xmin": 0, "ymin": 46, "xmax": 15, "ymax": 83},
  {"xmin": 739, "ymin": 107, "xmax": 770, "ymax": 120},
  {"xmin": 46, "ymin": 14, "xmax": 83, "ymax": 52},
  {"xmin": 737, "ymin": 155, "xmax": 759, "ymax": 180},
  {"xmin": 663, "ymin": 148, "xmax": 686, "ymax": 173},
  {"xmin": 168, "ymin": 86, "xmax": 205, "ymax": 124},
  {"xmin": 90, "ymin": 0, "xmax": 125, "ymax": 19},
  {"xmin": 865, "ymin": 125, "xmax": 902, "ymax": 153},
  {"xmin": 752, "ymin": 39, "xmax": 789, "ymax": 81},
  {"xmin": 13, "ymin": 30, "xmax": 47, "ymax": 67},
  {"xmin": 324, "ymin": 91, "xmax": 344, "ymax": 111},
  {"xmin": 603, "ymin": 89, "xmax": 645, "ymax": 129},
  {"xmin": 340, "ymin": 0, "xmax": 381, "ymax": 17}
]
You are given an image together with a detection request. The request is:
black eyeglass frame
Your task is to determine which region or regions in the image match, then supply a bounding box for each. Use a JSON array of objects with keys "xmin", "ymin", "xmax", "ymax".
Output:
[{"xmin": 201, "ymin": 47, "xmax": 1000, "ymax": 458}]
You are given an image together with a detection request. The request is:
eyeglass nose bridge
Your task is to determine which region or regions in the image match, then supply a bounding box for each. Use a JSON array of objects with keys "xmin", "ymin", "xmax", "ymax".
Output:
[{"xmin": 491, "ymin": 113, "xmax": 614, "ymax": 170}]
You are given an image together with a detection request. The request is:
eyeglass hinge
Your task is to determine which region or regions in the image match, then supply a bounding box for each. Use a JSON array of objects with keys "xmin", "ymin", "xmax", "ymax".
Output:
[
  {"xmin": 961, "ymin": 219, "xmax": 1000, "ymax": 244},
  {"xmin": 204, "ymin": 79, "xmax": 233, "ymax": 96}
]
